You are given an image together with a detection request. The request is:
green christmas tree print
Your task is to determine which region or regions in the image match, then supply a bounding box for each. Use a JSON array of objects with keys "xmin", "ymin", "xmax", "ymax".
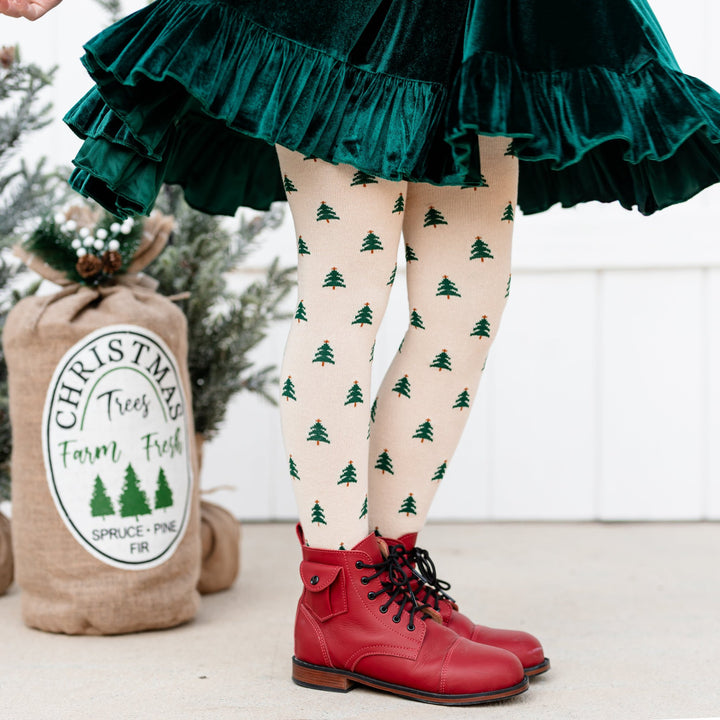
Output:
[
  {"xmin": 304, "ymin": 154, "xmax": 319, "ymax": 162},
  {"xmin": 470, "ymin": 236, "xmax": 494, "ymax": 262},
  {"xmin": 399, "ymin": 493, "xmax": 417, "ymax": 516},
  {"xmin": 339, "ymin": 542, "xmax": 346, "ymax": 550},
  {"xmin": 453, "ymin": 388, "xmax": 470, "ymax": 410},
  {"xmin": 344, "ymin": 381, "xmax": 364, "ymax": 407},
  {"xmin": 370, "ymin": 397, "xmax": 378, "ymax": 423},
  {"xmin": 295, "ymin": 299, "xmax": 308, "ymax": 323},
  {"xmin": 119, "ymin": 463, "xmax": 151, "ymax": 520},
  {"xmin": 370, "ymin": 340, "xmax": 375, "ymax": 362},
  {"xmin": 393, "ymin": 193, "xmax": 405, "ymax": 213},
  {"xmin": 313, "ymin": 340, "xmax": 335, "ymax": 366},
  {"xmin": 505, "ymin": 140, "xmax": 518, "ymax": 157},
  {"xmin": 387, "ymin": 264, "xmax": 397, "ymax": 286},
  {"xmin": 90, "ymin": 475, "xmax": 114, "ymax": 519},
  {"xmin": 502, "ymin": 201, "xmax": 514, "ymax": 223},
  {"xmin": 307, "ymin": 419, "xmax": 330, "ymax": 445},
  {"xmin": 398, "ymin": 337, "xmax": 405, "ymax": 353},
  {"xmin": 405, "ymin": 244, "xmax": 418, "ymax": 263},
  {"xmin": 155, "ymin": 467, "xmax": 173, "ymax": 511},
  {"xmin": 297, "ymin": 235, "xmax": 310, "ymax": 255},
  {"xmin": 392, "ymin": 374, "xmax": 411, "ymax": 399},
  {"xmin": 352, "ymin": 302, "xmax": 373, "ymax": 327},
  {"xmin": 436, "ymin": 275, "xmax": 461, "ymax": 299},
  {"xmin": 413, "ymin": 418, "xmax": 434, "ymax": 443},
  {"xmin": 317, "ymin": 201, "xmax": 340, "ymax": 223},
  {"xmin": 505, "ymin": 274, "xmax": 511, "ymax": 298},
  {"xmin": 284, "ymin": 175, "xmax": 298, "ymax": 193},
  {"xmin": 282, "ymin": 376, "xmax": 297, "ymax": 401},
  {"xmin": 471, "ymin": 316, "xmax": 491, "ymax": 339},
  {"xmin": 375, "ymin": 449, "xmax": 394, "ymax": 475},
  {"xmin": 323, "ymin": 267, "xmax": 346, "ymax": 289},
  {"xmin": 410, "ymin": 308, "xmax": 425, "ymax": 330},
  {"xmin": 289, "ymin": 454, "xmax": 300, "ymax": 481},
  {"xmin": 430, "ymin": 349, "xmax": 452, "ymax": 371},
  {"xmin": 432, "ymin": 460, "xmax": 448, "ymax": 482},
  {"xmin": 361, "ymin": 230, "xmax": 383, "ymax": 254},
  {"xmin": 351, "ymin": 170, "xmax": 378, "ymax": 187},
  {"xmin": 424, "ymin": 206, "xmax": 448, "ymax": 228},
  {"xmin": 338, "ymin": 461, "xmax": 358, "ymax": 487},
  {"xmin": 311, "ymin": 500, "xmax": 327, "ymax": 526},
  {"xmin": 359, "ymin": 494, "xmax": 368, "ymax": 519}
]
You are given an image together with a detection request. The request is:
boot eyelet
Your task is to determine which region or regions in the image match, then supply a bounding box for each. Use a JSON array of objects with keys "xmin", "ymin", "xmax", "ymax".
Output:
[
  {"xmin": 379, "ymin": 604, "xmax": 389, "ymax": 614},
  {"xmin": 407, "ymin": 623, "xmax": 415, "ymax": 631},
  {"xmin": 392, "ymin": 614, "xmax": 402, "ymax": 623},
  {"xmin": 355, "ymin": 561, "xmax": 364, "ymax": 569},
  {"xmin": 361, "ymin": 576, "xmax": 369, "ymax": 585},
  {"xmin": 367, "ymin": 591, "xmax": 376, "ymax": 600}
]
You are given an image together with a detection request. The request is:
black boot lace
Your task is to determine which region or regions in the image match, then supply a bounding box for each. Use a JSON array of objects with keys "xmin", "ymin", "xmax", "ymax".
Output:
[
  {"xmin": 400, "ymin": 545, "xmax": 456, "ymax": 611},
  {"xmin": 355, "ymin": 544, "xmax": 435, "ymax": 631}
]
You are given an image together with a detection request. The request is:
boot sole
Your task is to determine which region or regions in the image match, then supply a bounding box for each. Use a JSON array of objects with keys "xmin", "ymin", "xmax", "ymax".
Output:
[
  {"xmin": 525, "ymin": 657, "xmax": 551, "ymax": 677},
  {"xmin": 292, "ymin": 657, "xmax": 529, "ymax": 705}
]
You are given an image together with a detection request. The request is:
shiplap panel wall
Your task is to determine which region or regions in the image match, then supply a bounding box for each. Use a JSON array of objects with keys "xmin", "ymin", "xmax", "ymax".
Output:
[{"xmin": 1, "ymin": 1, "xmax": 719, "ymax": 522}]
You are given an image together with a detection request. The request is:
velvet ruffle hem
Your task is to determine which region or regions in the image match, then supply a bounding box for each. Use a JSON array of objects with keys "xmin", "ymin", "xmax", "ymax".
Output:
[{"xmin": 64, "ymin": 0, "xmax": 720, "ymax": 218}]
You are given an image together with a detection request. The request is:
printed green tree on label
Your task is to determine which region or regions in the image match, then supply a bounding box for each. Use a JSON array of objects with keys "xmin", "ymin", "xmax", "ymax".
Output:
[
  {"xmin": 284, "ymin": 175, "xmax": 298, "ymax": 193},
  {"xmin": 405, "ymin": 245, "xmax": 418, "ymax": 263},
  {"xmin": 375, "ymin": 449, "xmax": 394, "ymax": 475},
  {"xmin": 393, "ymin": 193, "xmax": 405, "ymax": 213},
  {"xmin": 470, "ymin": 236, "xmax": 494, "ymax": 262},
  {"xmin": 361, "ymin": 230, "xmax": 383, "ymax": 253},
  {"xmin": 317, "ymin": 201, "xmax": 340, "ymax": 223},
  {"xmin": 359, "ymin": 494, "xmax": 368, "ymax": 519},
  {"xmin": 352, "ymin": 302, "xmax": 373, "ymax": 326},
  {"xmin": 432, "ymin": 460, "xmax": 448, "ymax": 482},
  {"xmin": 471, "ymin": 315, "xmax": 491, "ymax": 339},
  {"xmin": 313, "ymin": 340, "xmax": 335, "ymax": 366},
  {"xmin": 430, "ymin": 349, "xmax": 452, "ymax": 371},
  {"xmin": 399, "ymin": 493, "xmax": 417, "ymax": 516},
  {"xmin": 295, "ymin": 299, "xmax": 308, "ymax": 323},
  {"xmin": 392, "ymin": 374, "xmax": 411, "ymax": 399},
  {"xmin": 453, "ymin": 388, "xmax": 470, "ymax": 410},
  {"xmin": 424, "ymin": 206, "xmax": 448, "ymax": 228},
  {"xmin": 345, "ymin": 381, "xmax": 364, "ymax": 407},
  {"xmin": 155, "ymin": 467, "xmax": 174, "ymax": 511},
  {"xmin": 387, "ymin": 264, "xmax": 397, "ymax": 286},
  {"xmin": 311, "ymin": 500, "xmax": 327, "ymax": 526},
  {"xmin": 351, "ymin": 170, "xmax": 378, "ymax": 187},
  {"xmin": 289, "ymin": 454, "xmax": 300, "ymax": 481},
  {"xmin": 119, "ymin": 463, "xmax": 151, "ymax": 520},
  {"xmin": 436, "ymin": 274, "xmax": 461, "ymax": 299},
  {"xmin": 323, "ymin": 267, "xmax": 346, "ymax": 289},
  {"xmin": 297, "ymin": 235, "xmax": 310, "ymax": 255},
  {"xmin": 339, "ymin": 461, "xmax": 358, "ymax": 487},
  {"xmin": 410, "ymin": 308, "xmax": 425, "ymax": 330},
  {"xmin": 282, "ymin": 376, "xmax": 297, "ymax": 401},
  {"xmin": 502, "ymin": 201, "xmax": 514, "ymax": 223},
  {"xmin": 413, "ymin": 418, "xmax": 434, "ymax": 443},
  {"xmin": 90, "ymin": 475, "xmax": 115, "ymax": 519},
  {"xmin": 307, "ymin": 419, "xmax": 330, "ymax": 445}
]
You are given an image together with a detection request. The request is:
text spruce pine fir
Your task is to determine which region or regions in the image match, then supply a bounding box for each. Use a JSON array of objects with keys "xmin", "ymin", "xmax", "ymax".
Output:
[
  {"xmin": 424, "ymin": 206, "xmax": 448, "ymax": 228},
  {"xmin": 375, "ymin": 449, "xmax": 394, "ymax": 475},
  {"xmin": 352, "ymin": 302, "xmax": 373, "ymax": 326},
  {"xmin": 313, "ymin": 340, "xmax": 335, "ymax": 366},
  {"xmin": 317, "ymin": 201, "xmax": 340, "ymax": 223},
  {"xmin": 307, "ymin": 419, "xmax": 330, "ymax": 445}
]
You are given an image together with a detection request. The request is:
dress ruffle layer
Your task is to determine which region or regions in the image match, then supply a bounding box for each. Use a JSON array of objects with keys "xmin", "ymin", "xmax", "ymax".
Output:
[{"xmin": 65, "ymin": 0, "xmax": 720, "ymax": 217}]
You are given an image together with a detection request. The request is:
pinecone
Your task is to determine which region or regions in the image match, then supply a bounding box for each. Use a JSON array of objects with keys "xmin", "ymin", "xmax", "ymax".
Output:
[
  {"xmin": 102, "ymin": 250, "xmax": 123, "ymax": 274},
  {"xmin": 76, "ymin": 253, "xmax": 103, "ymax": 278}
]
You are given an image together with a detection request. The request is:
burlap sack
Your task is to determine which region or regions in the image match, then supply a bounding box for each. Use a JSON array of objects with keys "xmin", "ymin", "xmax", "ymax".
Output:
[
  {"xmin": 0, "ymin": 512, "xmax": 12, "ymax": 596},
  {"xmin": 198, "ymin": 500, "xmax": 240, "ymax": 595},
  {"xmin": 3, "ymin": 215, "xmax": 201, "ymax": 634}
]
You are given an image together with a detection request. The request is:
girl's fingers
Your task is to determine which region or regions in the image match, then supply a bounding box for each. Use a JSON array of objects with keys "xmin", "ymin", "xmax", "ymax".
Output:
[{"xmin": 0, "ymin": 0, "xmax": 63, "ymax": 20}]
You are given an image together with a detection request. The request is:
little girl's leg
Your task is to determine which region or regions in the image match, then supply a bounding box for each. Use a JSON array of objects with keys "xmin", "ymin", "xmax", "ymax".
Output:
[
  {"xmin": 368, "ymin": 135, "xmax": 518, "ymax": 537},
  {"xmin": 275, "ymin": 145, "xmax": 406, "ymax": 549}
]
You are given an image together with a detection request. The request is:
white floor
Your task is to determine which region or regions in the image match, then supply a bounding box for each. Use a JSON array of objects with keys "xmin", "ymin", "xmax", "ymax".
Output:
[{"xmin": 1, "ymin": 522, "xmax": 719, "ymax": 720}]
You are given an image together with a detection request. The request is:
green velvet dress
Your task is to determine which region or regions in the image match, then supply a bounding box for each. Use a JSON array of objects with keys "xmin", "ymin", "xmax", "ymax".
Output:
[{"xmin": 64, "ymin": 0, "xmax": 720, "ymax": 218}]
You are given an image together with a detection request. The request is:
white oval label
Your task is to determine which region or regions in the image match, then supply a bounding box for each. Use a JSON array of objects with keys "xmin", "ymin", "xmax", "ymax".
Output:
[{"xmin": 42, "ymin": 325, "xmax": 193, "ymax": 570}]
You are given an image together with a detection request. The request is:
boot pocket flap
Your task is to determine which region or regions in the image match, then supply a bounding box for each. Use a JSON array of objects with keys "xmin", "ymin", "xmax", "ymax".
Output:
[{"xmin": 300, "ymin": 561, "xmax": 341, "ymax": 592}]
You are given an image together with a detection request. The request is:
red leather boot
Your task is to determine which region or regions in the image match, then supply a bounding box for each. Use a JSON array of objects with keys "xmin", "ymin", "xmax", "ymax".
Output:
[
  {"xmin": 386, "ymin": 533, "xmax": 550, "ymax": 677},
  {"xmin": 293, "ymin": 525, "xmax": 528, "ymax": 705}
]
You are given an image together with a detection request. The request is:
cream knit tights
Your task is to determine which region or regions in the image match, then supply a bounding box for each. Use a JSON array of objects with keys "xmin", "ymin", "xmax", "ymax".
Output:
[{"xmin": 276, "ymin": 137, "xmax": 517, "ymax": 550}]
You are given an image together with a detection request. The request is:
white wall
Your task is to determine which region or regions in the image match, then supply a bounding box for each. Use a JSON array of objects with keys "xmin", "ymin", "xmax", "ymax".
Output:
[{"xmin": 2, "ymin": 1, "xmax": 719, "ymax": 521}]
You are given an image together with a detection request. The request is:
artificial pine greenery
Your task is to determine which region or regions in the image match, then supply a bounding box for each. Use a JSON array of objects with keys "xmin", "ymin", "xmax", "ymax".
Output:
[
  {"xmin": 147, "ymin": 185, "xmax": 294, "ymax": 441},
  {"xmin": 0, "ymin": 47, "xmax": 66, "ymax": 502}
]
